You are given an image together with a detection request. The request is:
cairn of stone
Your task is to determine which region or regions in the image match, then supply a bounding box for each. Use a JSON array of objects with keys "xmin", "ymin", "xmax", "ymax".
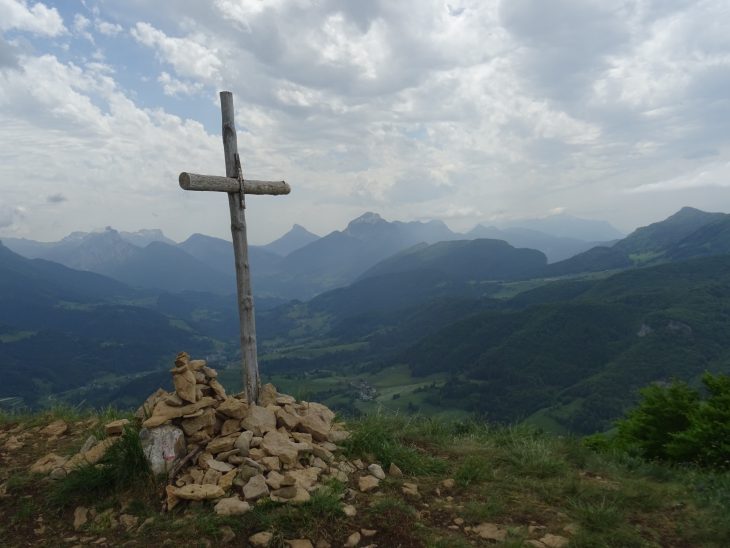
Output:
[{"xmin": 137, "ymin": 352, "xmax": 351, "ymax": 513}]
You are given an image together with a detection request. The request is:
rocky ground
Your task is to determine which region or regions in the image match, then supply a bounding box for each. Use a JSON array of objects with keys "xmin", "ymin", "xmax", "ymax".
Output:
[{"xmin": 1, "ymin": 358, "xmax": 729, "ymax": 547}]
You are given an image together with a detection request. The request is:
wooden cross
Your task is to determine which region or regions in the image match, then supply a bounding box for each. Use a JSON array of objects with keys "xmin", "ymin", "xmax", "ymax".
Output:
[{"xmin": 178, "ymin": 91, "xmax": 290, "ymax": 404}]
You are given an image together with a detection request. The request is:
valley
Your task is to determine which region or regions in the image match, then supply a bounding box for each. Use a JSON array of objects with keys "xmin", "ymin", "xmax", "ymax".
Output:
[{"xmin": 2, "ymin": 206, "xmax": 730, "ymax": 437}]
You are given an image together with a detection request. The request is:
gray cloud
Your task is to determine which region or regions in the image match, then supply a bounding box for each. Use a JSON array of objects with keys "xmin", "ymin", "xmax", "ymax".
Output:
[
  {"xmin": 0, "ymin": 36, "xmax": 19, "ymax": 69},
  {"xmin": 46, "ymin": 193, "xmax": 67, "ymax": 204},
  {"xmin": 1, "ymin": 0, "xmax": 730, "ymax": 242}
]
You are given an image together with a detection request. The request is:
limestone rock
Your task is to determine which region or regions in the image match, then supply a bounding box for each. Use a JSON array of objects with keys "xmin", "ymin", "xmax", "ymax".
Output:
[
  {"xmin": 79, "ymin": 435, "xmax": 97, "ymax": 454},
  {"xmin": 218, "ymin": 469, "xmax": 238, "ymax": 491},
  {"xmin": 172, "ymin": 362, "xmax": 197, "ymax": 403},
  {"xmin": 358, "ymin": 475, "xmax": 380, "ymax": 492},
  {"xmin": 402, "ymin": 482, "xmax": 420, "ymax": 499},
  {"xmin": 188, "ymin": 358, "xmax": 206, "ymax": 370},
  {"xmin": 172, "ymin": 484, "xmax": 225, "ymax": 500},
  {"xmin": 104, "ymin": 419, "xmax": 129, "ymax": 437},
  {"xmin": 286, "ymin": 467, "xmax": 321, "ymax": 491},
  {"xmin": 539, "ymin": 534, "xmax": 570, "ymax": 548},
  {"xmin": 220, "ymin": 419, "xmax": 241, "ymax": 436},
  {"xmin": 214, "ymin": 497, "xmax": 251, "ymax": 516},
  {"xmin": 343, "ymin": 504, "xmax": 357, "ymax": 517},
  {"xmin": 218, "ymin": 397, "xmax": 248, "ymax": 419},
  {"xmin": 361, "ymin": 529, "xmax": 376, "ymax": 537},
  {"xmin": 276, "ymin": 395, "xmax": 296, "ymax": 405},
  {"xmin": 440, "ymin": 478, "xmax": 455, "ymax": 490},
  {"xmin": 208, "ymin": 379, "xmax": 227, "ymax": 399},
  {"xmin": 259, "ymin": 383, "xmax": 278, "ymax": 406},
  {"xmin": 235, "ymin": 431, "xmax": 253, "ymax": 455},
  {"xmin": 271, "ymin": 485, "xmax": 298, "ymax": 500},
  {"xmin": 206, "ymin": 433, "xmax": 239, "ymax": 454},
  {"xmin": 84, "ymin": 438, "xmax": 117, "ymax": 464},
  {"xmin": 367, "ymin": 464, "xmax": 385, "ymax": 480},
  {"xmin": 139, "ymin": 425, "xmax": 186, "ymax": 476},
  {"xmin": 202, "ymin": 468, "xmax": 221, "ymax": 486},
  {"xmin": 73, "ymin": 506, "xmax": 88, "ymax": 531},
  {"xmin": 30, "ymin": 453, "xmax": 68, "ymax": 475},
  {"xmin": 287, "ymin": 487, "xmax": 311, "ymax": 504},
  {"xmin": 276, "ymin": 407, "xmax": 301, "ymax": 430},
  {"xmin": 180, "ymin": 408, "xmax": 216, "ymax": 437},
  {"xmin": 473, "ymin": 523, "xmax": 507, "ymax": 542},
  {"xmin": 142, "ymin": 397, "xmax": 216, "ymax": 428},
  {"xmin": 262, "ymin": 431, "xmax": 299, "ymax": 465},
  {"xmin": 344, "ymin": 531, "xmax": 361, "ymax": 547},
  {"xmin": 243, "ymin": 474, "xmax": 269, "ymax": 500},
  {"xmin": 242, "ymin": 405, "xmax": 276, "ymax": 436},
  {"xmin": 298, "ymin": 413, "xmax": 331, "ymax": 442},
  {"xmin": 388, "ymin": 463, "xmax": 403, "ymax": 477},
  {"xmin": 41, "ymin": 420, "xmax": 68, "ymax": 437},
  {"xmin": 261, "ymin": 456, "xmax": 281, "ymax": 471},
  {"xmin": 207, "ymin": 459, "xmax": 234, "ymax": 473},
  {"xmin": 265, "ymin": 470, "xmax": 286, "ymax": 489},
  {"xmin": 220, "ymin": 525, "xmax": 235, "ymax": 544},
  {"xmin": 327, "ymin": 430, "xmax": 350, "ymax": 443},
  {"xmin": 249, "ymin": 531, "xmax": 273, "ymax": 547},
  {"xmin": 119, "ymin": 514, "xmax": 139, "ymax": 530},
  {"xmin": 285, "ymin": 540, "xmax": 313, "ymax": 548},
  {"xmin": 135, "ymin": 388, "xmax": 167, "ymax": 420}
]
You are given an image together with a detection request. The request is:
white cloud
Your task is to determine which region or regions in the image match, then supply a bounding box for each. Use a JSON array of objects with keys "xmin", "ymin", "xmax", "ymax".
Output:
[
  {"xmin": 96, "ymin": 20, "xmax": 122, "ymax": 36},
  {"xmin": 131, "ymin": 22, "xmax": 222, "ymax": 81},
  {"xmin": 0, "ymin": 0, "xmax": 65, "ymax": 36},
  {"xmin": 158, "ymin": 71, "xmax": 203, "ymax": 97},
  {"xmin": 627, "ymin": 161, "xmax": 730, "ymax": 193},
  {"xmin": 73, "ymin": 13, "xmax": 93, "ymax": 42},
  {"xmin": 2, "ymin": 0, "xmax": 730, "ymax": 242}
]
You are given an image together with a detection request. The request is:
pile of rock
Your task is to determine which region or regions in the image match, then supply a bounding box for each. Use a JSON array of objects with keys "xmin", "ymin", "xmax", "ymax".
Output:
[
  {"xmin": 137, "ymin": 352, "xmax": 351, "ymax": 513},
  {"xmin": 29, "ymin": 419, "xmax": 131, "ymax": 478}
]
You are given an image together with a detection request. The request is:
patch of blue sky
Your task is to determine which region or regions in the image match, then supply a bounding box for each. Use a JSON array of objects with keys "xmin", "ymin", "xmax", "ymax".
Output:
[{"xmin": 403, "ymin": 126, "xmax": 428, "ymax": 141}]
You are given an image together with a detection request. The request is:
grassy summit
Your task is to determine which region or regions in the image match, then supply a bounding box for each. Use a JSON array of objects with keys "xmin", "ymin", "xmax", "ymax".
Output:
[{"xmin": 1, "ymin": 408, "xmax": 728, "ymax": 547}]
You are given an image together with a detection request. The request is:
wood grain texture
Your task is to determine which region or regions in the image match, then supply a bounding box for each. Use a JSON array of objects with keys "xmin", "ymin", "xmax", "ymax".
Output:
[
  {"xmin": 220, "ymin": 91, "xmax": 261, "ymax": 404},
  {"xmin": 179, "ymin": 172, "xmax": 290, "ymax": 195}
]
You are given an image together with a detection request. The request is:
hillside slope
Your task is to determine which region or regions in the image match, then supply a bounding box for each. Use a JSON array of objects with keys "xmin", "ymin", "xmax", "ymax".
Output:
[
  {"xmin": 0, "ymin": 243, "xmax": 216, "ymax": 408},
  {"xmin": 1, "ymin": 409, "xmax": 727, "ymax": 547},
  {"xmin": 359, "ymin": 239, "xmax": 547, "ymax": 282}
]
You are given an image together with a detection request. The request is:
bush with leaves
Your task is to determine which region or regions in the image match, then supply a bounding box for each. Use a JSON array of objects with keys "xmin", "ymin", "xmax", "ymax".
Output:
[{"xmin": 607, "ymin": 373, "xmax": 730, "ymax": 468}]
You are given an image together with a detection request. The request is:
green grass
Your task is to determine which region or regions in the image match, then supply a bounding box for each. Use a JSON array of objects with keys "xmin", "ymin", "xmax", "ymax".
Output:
[
  {"xmin": 49, "ymin": 424, "xmax": 153, "ymax": 508},
  {"xmin": 3, "ymin": 409, "xmax": 730, "ymax": 547},
  {"xmin": 343, "ymin": 412, "xmax": 448, "ymax": 475},
  {"xmin": 454, "ymin": 455, "xmax": 493, "ymax": 486}
]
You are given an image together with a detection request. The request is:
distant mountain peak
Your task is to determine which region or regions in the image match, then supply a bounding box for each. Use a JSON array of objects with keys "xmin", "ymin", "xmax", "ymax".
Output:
[
  {"xmin": 263, "ymin": 223, "xmax": 320, "ymax": 257},
  {"xmin": 349, "ymin": 212, "xmax": 385, "ymax": 226},
  {"xmin": 670, "ymin": 206, "xmax": 715, "ymax": 220}
]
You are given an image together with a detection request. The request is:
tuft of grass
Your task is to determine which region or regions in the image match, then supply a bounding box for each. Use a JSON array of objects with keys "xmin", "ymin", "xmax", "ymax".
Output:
[
  {"xmin": 454, "ymin": 455, "xmax": 493, "ymax": 486},
  {"xmin": 366, "ymin": 496, "xmax": 418, "ymax": 537},
  {"xmin": 569, "ymin": 496, "xmax": 625, "ymax": 533},
  {"xmin": 50, "ymin": 425, "xmax": 153, "ymax": 507},
  {"xmin": 461, "ymin": 499, "xmax": 506, "ymax": 522},
  {"xmin": 343, "ymin": 412, "xmax": 447, "ymax": 475},
  {"xmin": 427, "ymin": 536, "xmax": 472, "ymax": 548},
  {"xmin": 502, "ymin": 434, "xmax": 569, "ymax": 479},
  {"xmin": 264, "ymin": 480, "xmax": 346, "ymax": 542}
]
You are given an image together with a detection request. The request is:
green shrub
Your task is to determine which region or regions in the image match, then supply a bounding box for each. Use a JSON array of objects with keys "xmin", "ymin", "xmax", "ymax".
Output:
[
  {"xmin": 610, "ymin": 373, "xmax": 730, "ymax": 468},
  {"xmin": 615, "ymin": 379, "xmax": 698, "ymax": 460}
]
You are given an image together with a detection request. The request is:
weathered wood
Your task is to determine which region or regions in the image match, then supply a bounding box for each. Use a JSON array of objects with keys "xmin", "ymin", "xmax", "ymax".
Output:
[
  {"xmin": 220, "ymin": 91, "xmax": 261, "ymax": 404},
  {"xmin": 179, "ymin": 172, "xmax": 290, "ymax": 195}
]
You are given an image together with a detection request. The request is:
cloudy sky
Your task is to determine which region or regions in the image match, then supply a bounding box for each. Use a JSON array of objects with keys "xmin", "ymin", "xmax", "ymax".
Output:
[{"xmin": 1, "ymin": 0, "xmax": 729, "ymax": 244}]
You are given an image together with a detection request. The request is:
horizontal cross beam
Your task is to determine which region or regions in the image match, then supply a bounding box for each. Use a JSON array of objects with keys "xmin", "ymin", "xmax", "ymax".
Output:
[{"xmin": 179, "ymin": 172, "xmax": 290, "ymax": 195}]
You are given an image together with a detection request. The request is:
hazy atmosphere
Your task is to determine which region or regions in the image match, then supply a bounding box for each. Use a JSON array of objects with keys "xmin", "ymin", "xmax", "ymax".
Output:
[{"xmin": 1, "ymin": 0, "xmax": 729, "ymax": 243}]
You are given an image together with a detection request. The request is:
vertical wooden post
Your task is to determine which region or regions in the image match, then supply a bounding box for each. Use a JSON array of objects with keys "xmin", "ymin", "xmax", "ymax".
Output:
[{"xmin": 220, "ymin": 91, "xmax": 260, "ymax": 403}]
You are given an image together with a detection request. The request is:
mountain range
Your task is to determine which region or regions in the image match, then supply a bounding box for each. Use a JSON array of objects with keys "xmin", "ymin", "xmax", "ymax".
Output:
[
  {"xmin": 3, "ymin": 205, "xmax": 730, "ymax": 430},
  {"xmin": 2, "ymin": 212, "xmax": 619, "ymax": 300}
]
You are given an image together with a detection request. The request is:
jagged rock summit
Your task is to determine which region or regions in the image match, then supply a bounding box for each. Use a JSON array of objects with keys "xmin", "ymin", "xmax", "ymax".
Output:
[{"xmin": 137, "ymin": 352, "xmax": 351, "ymax": 511}]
